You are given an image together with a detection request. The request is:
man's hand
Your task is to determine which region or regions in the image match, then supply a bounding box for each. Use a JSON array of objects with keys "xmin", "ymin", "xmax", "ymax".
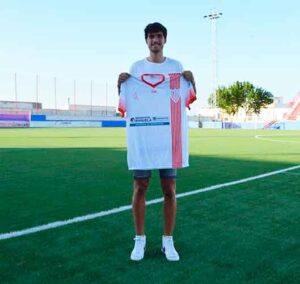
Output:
[
  {"xmin": 118, "ymin": 72, "xmax": 130, "ymax": 94},
  {"xmin": 182, "ymin": 70, "xmax": 196, "ymax": 94},
  {"xmin": 182, "ymin": 71, "xmax": 194, "ymax": 82}
]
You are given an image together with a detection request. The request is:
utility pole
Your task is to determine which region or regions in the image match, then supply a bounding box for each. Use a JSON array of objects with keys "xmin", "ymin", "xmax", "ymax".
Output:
[
  {"xmin": 204, "ymin": 10, "xmax": 222, "ymax": 118},
  {"xmin": 54, "ymin": 77, "xmax": 57, "ymax": 114},
  {"xmin": 73, "ymin": 80, "xmax": 76, "ymax": 114},
  {"xmin": 14, "ymin": 72, "xmax": 18, "ymax": 109},
  {"xmin": 90, "ymin": 80, "xmax": 93, "ymax": 116},
  {"xmin": 105, "ymin": 82, "xmax": 108, "ymax": 116}
]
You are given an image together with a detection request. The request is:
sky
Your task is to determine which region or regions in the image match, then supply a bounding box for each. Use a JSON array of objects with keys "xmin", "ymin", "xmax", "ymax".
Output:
[{"xmin": 0, "ymin": 0, "xmax": 299, "ymax": 113}]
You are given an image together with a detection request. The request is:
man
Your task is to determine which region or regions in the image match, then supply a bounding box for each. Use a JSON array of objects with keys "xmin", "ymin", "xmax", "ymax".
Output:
[{"xmin": 118, "ymin": 22, "xmax": 196, "ymax": 261}]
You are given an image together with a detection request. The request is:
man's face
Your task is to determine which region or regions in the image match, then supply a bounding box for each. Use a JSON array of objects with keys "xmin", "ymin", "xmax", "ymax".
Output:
[{"xmin": 146, "ymin": 31, "xmax": 166, "ymax": 53}]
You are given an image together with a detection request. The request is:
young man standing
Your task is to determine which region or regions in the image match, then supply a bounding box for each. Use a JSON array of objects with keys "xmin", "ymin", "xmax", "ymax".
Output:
[{"xmin": 118, "ymin": 22, "xmax": 196, "ymax": 261}]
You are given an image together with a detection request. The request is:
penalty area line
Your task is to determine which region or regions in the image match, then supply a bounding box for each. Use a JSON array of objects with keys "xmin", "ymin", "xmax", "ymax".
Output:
[{"xmin": 1, "ymin": 164, "xmax": 300, "ymax": 241}]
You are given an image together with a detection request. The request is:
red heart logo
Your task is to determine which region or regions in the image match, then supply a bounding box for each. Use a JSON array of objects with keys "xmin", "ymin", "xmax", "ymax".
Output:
[{"xmin": 141, "ymin": 74, "xmax": 165, "ymax": 88}]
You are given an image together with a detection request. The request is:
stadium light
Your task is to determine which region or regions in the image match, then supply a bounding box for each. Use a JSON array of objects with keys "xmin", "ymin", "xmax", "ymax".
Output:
[{"xmin": 204, "ymin": 10, "xmax": 222, "ymax": 119}]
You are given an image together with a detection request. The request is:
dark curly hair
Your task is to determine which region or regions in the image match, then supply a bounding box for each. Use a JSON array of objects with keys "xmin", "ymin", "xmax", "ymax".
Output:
[{"xmin": 144, "ymin": 22, "xmax": 167, "ymax": 40}]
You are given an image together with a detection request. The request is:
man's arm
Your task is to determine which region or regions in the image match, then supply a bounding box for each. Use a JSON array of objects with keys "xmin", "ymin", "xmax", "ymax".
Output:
[
  {"xmin": 182, "ymin": 71, "xmax": 196, "ymax": 94},
  {"xmin": 118, "ymin": 72, "xmax": 130, "ymax": 95}
]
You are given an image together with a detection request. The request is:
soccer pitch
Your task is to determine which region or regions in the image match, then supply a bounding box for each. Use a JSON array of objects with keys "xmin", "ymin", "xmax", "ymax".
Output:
[{"xmin": 0, "ymin": 128, "xmax": 299, "ymax": 284}]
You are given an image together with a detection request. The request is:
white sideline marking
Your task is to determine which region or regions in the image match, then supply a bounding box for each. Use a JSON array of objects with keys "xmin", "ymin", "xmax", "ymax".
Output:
[
  {"xmin": 1, "ymin": 165, "xmax": 300, "ymax": 241},
  {"xmin": 255, "ymin": 135, "xmax": 300, "ymax": 143}
]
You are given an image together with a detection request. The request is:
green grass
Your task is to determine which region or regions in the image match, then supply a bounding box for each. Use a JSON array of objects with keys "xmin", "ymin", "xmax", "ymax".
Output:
[{"xmin": 0, "ymin": 128, "xmax": 300, "ymax": 283}]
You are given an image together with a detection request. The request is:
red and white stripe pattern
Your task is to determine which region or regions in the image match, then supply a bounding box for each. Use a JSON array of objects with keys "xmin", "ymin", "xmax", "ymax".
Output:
[
  {"xmin": 169, "ymin": 73, "xmax": 182, "ymax": 168},
  {"xmin": 171, "ymin": 97, "xmax": 182, "ymax": 167},
  {"xmin": 169, "ymin": 73, "xmax": 181, "ymax": 90},
  {"xmin": 118, "ymin": 98, "xmax": 126, "ymax": 118},
  {"xmin": 185, "ymin": 88, "xmax": 197, "ymax": 109}
]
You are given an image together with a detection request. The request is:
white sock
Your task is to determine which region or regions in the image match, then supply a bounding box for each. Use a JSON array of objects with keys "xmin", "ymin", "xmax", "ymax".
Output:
[
  {"xmin": 135, "ymin": 235, "xmax": 146, "ymax": 240},
  {"xmin": 163, "ymin": 235, "xmax": 173, "ymax": 240}
]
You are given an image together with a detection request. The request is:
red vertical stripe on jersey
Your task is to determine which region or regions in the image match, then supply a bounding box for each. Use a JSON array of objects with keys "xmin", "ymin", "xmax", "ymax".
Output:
[
  {"xmin": 185, "ymin": 88, "xmax": 197, "ymax": 109},
  {"xmin": 171, "ymin": 98, "xmax": 182, "ymax": 168},
  {"xmin": 118, "ymin": 99, "xmax": 126, "ymax": 117},
  {"xmin": 169, "ymin": 73, "xmax": 181, "ymax": 90}
]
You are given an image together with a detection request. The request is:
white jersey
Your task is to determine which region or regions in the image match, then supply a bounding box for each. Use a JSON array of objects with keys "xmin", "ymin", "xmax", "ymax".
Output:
[
  {"xmin": 119, "ymin": 58, "xmax": 196, "ymax": 170},
  {"xmin": 129, "ymin": 57, "xmax": 184, "ymax": 77}
]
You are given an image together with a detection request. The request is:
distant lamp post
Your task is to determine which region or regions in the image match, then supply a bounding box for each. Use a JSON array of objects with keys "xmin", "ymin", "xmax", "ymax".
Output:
[
  {"xmin": 54, "ymin": 77, "xmax": 57, "ymax": 114},
  {"xmin": 36, "ymin": 75, "xmax": 39, "ymax": 113},
  {"xmin": 204, "ymin": 10, "xmax": 222, "ymax": 118},
  {"xmin": 90, "ymin": 80, "xmax": 93, "ymax": 116},
  {"xmin": 14, "ymin": 72, "xmax": 18, "ymax": 110},
  {"xmin": 73, "ymin": 80, "xmax": 76, "ymax": 115},
  {"xmin": 105, "ymin": 82, "xmax": 108, "ymax": 116}
]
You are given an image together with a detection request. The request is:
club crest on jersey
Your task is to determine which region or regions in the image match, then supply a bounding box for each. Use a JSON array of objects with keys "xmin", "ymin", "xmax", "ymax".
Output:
[
  {"xmin": 132, "ymin": 91, "xmax": 139, "ymax": 100},
  {"xmin": 170, "ymin": 90, "xmax": 180, "ymax": 103}
]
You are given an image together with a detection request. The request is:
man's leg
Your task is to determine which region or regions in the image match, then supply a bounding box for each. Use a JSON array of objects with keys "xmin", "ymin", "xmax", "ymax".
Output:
[
  {"xmin": 160, "ymin": 178, "xmax": 176, "ymax": 235},
  {"xmin": 132, "ymin": 178, "xmax": 149, "ymax": 235},
  {"xmin": 130, "ymin": 170, "xmax": 150, "ymax": 261},
  {"xmin": 160, "ymin": 169, "xmax": 180, "ymax": 261}
]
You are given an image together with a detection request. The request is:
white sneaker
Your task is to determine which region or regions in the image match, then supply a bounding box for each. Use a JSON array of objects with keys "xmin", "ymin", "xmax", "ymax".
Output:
[
  {"xmin": 161, "ymin": 236, "xmax": 180, "ymax": 261},
  {"xmin": 130, "ymin": 235, "xmax": 146, "ymax": 261}
]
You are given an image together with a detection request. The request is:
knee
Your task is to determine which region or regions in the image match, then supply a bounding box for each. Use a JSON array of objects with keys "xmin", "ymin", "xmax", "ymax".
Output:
[
  {"xmin": 134, "ymin": 179, "xmax": 149, "ymax": 196},
  {"xmin": 161, "ymin": 179, "xmax": 176, "ymax": 200}
]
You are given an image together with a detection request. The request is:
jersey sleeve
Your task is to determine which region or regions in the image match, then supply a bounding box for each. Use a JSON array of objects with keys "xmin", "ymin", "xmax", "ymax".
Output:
[
  {"xmin": 185, "ymin": 81, "xmax": 197, "ymax": 109},
  {"xmin": 118, "ymin": 82, "xmax": 127, "ymax": 117},
  {"xmin": 177, "ymin": 61, "xmax": 184, "ymax": 73},
  {"xmin": 129, "ymin": 62, "xmax": 138, "ymax": 77},
  {"xmin": 129, "ymin": 64, "xmax": 135, "ymax": 75}
]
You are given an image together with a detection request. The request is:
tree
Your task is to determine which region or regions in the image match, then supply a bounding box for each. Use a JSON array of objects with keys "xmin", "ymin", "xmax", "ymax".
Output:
[
  {"xmin": 209, "ymin": 81, "xmax": 273, "ymax": 118},
  {"xmin": 246, "ymin": 87, "xmax": 273, "ymax": 115},
  {"xmin": 215, "ymin": 86, "xmax": 240, "ymax": 116}
]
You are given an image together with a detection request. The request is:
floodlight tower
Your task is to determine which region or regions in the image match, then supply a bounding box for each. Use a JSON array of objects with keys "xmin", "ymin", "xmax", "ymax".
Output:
[{"xmin": 204, "ymin": 10, "xmax": 222, "ymax": 116}]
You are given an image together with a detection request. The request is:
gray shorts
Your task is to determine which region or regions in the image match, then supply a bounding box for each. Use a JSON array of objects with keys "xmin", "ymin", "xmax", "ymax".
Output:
[{"xmin": 133, "ymin": 169, "xmax": 177, "ymax": 180}]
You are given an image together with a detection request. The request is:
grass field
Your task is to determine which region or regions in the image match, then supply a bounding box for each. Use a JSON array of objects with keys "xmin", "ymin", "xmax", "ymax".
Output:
[{"xmin": 0, "ymin": 128, "xmax": 299, "ymax": 284}]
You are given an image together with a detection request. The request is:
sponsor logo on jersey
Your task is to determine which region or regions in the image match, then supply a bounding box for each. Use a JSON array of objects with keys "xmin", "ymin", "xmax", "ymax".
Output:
[{"xmin": 129, "ymin": 116, "xmax": 170, "ymax": 127}]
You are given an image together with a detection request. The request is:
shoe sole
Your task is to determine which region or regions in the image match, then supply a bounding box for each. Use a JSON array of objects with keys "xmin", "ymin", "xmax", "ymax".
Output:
[
  {"xmin": 130, "ymin": 247, "xmax": 145, "ymax": 261},
  {"xmin": 161, "ymin": 247, "xmax": 180, "ymax": 261},
  {"xmin": 130, "ymin": 256, "xmax": 144, "ymax": 261}
]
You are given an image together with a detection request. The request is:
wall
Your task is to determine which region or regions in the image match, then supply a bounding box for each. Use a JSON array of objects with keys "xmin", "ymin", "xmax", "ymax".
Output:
[{"xmin": 30, "ymin": 114, "xmax": 126, "ymax": 128}]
